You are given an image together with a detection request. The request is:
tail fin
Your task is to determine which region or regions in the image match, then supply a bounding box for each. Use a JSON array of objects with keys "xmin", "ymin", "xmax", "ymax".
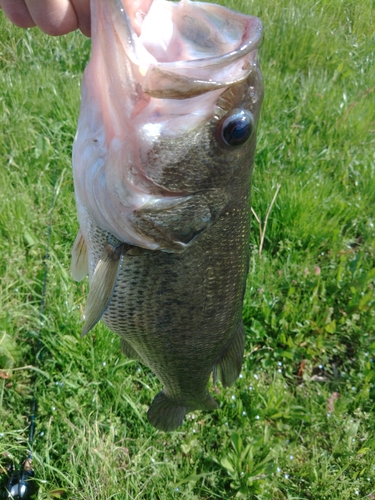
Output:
[
  {"xmin": 147, "ymin": 391, "xmax": 218, "ymax": 432},
  {"xmin": 147, "ymin": 392, "xmax": 187, "ymax": 432}
]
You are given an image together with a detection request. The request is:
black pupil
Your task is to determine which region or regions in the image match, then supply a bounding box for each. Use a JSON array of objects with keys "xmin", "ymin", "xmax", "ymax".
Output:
[{"xmin": 222, "ymin": 111, "xmax": 253, "ymax": 147}]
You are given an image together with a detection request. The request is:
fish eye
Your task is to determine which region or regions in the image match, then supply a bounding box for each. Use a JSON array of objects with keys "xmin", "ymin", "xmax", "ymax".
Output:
[{"xmin": 219, "ymin": 109, "xmax": 254, "ymax": 147}]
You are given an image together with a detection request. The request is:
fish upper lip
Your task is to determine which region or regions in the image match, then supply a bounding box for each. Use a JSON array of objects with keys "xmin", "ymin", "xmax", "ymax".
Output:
[
  {"xmin": 107, "ymin": 0, "xmax": 263, "ymax": 99},
  {"xmin": 148, "ymin": 22, "xmax": 263, "ymax": 71},
  {"xmin": 111, "ymin": 0, "xmax": 263, "ymax": 69}
]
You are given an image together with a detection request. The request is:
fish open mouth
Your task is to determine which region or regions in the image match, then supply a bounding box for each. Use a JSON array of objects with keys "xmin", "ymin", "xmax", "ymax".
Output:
[
  {"xmin": 104, "ymin": 0, "xmax": 263, "ymax": 98},
  {"xmin": 73, "ymin": 0, "xmax": 263, "ymax": 250}
]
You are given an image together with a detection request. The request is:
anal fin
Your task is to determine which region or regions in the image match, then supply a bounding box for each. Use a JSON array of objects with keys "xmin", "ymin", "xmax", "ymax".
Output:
[
  {"xmin": 81, "ymin": 243, "xmax": 124, "ymax": 337},
  {"xmin": 213, "ymin": 322, "xmax": 245, "ymax": 387},
  {"xmin": 120, "ymin": 338, "xmax": 144, "ymax": 363},
  {"xmin": 71, "ymin": 229, "xmax": 88, "ymax": 282}
]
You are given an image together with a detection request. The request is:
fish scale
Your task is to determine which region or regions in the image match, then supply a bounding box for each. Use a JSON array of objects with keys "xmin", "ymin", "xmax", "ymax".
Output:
[{"xmin": 72, "ymin": 0, "xmax": 263, "ymax": 431}]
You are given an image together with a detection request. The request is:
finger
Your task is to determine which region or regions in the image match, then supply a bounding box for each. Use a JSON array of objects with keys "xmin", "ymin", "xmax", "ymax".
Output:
[
  {"xmin": 71, "ymin": 0, "xmax": 91, "ymax": 37},
  {"xmin": 23, "ymin": 0, "xmax": 78, "ymax": 36},
  {"xmin": 0, "ymin": 0, "xmax": 36, "ymax": 29}
]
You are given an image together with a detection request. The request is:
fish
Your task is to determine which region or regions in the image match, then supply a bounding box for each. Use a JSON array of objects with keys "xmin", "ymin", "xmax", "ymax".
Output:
[{"xmin": 71, "ymin": 0, "xmax": 263, "ymax": 431}]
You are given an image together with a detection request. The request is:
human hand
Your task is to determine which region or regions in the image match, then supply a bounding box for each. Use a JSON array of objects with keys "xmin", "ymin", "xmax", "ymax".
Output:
[{"xmin": 0, "ymin": 0, "xmax": 91, "ymax": 37}]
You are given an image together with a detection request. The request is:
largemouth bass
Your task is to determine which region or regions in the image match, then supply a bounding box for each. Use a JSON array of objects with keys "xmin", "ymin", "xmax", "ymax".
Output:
[{"xmin": 72, "ymin": 0, "xmax": 263, "ymax": 431}]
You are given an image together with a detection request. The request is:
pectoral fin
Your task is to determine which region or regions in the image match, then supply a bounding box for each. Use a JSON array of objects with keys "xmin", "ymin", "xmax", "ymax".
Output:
[
  {"xmin": 71, "ymin": 229, "xmax": 89, "ymax": 282},
  {"xmin": 81, "ymin": 243, "xmax": 124, "ymax": 337}
]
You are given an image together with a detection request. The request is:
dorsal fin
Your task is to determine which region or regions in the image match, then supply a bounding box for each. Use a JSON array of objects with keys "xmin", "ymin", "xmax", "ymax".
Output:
[
  {"xmin": 71, "ymin": 229, "xmax": 89, "ymax": 282},
  {"xmin": 213, "ymin": 322, "xmax": 245, "ymax": 387},
  {"xmin": 81, "ymin": 243, "xmax": 124, "ymax": 337}
]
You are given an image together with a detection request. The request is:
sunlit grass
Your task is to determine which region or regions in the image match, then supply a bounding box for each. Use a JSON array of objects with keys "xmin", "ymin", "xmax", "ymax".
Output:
[{"xmin": 0, "ymin": 0, "xmax": 374, "ymax": 498}]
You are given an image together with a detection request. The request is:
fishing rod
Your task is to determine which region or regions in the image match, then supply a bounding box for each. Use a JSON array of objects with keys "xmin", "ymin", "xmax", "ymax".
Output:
[{"xmin": 1, "ymin": 164, "xmax": 57, "ymax": 499}]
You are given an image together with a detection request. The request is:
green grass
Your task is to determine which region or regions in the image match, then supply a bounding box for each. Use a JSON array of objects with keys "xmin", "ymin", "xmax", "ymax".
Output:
[{"xmin": 0, "ymin": 0, "xmax": 374, "ymax": 498}]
